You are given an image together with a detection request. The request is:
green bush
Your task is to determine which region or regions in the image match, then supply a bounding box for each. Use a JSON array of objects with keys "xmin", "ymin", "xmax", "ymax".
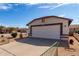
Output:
[
  {"xmin": 75, "ymin": 30, "xmax": 79, "ymax": 34},
  {"xmin": 77, "ymin": 31, "xmax": 79, "ymax": 34},
  {"xmin": 11, "ymin": 32, "xmax": 17, "ymax": 38}
]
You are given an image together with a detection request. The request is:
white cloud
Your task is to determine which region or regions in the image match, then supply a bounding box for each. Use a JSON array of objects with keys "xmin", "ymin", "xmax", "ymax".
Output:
[
  {"xmin": 29, "ymin": 3, "xmax": 69, "ymax": 9},
  {"xmin": 58, "ymin": 14, "xmax": 65, "ymax": 17},
  {"xmin": 37, "ymin": 4, "xmax": 59, "ymax": 8},
  {"xmin": 14, "ymin": 3, "xmax": 20, "ymax": 6},
  {"xmin": 50, "ymin": 3, "xmax": 69, "ymax": 10},
  {"xmin": 29, "ymin": 3, "xmax": 59, "ymax": 9},
  {"xmin": 0, "ymin": 4, "xmax": 12, "ymax": 10},
  {"xmin": 0, "ymin": 5, "xmax": 10, "ymax": 10},
  {"xmin": 0, "ymin": 3, "xmax": 20, "ymax": 10},
  {"xmin": 38, "ymin": 5, "xmax": 53, "ymax": 8}
]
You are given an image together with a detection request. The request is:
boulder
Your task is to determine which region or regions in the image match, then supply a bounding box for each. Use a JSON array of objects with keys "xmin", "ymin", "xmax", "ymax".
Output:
[{"xmin": 0, "ymin": 37, "xmax": 9, "ymax": 45}]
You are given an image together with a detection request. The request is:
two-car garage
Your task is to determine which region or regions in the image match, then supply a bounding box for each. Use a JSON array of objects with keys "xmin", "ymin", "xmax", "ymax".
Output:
[{"xmin": 31, "ymin": 24, "xmax": 61, "ymax": 39}]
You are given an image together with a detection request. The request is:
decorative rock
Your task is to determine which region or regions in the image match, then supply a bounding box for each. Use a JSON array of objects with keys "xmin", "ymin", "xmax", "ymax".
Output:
[{"xmin": 0, "ymin": 37, "xmax": 9, "ymax": 45}]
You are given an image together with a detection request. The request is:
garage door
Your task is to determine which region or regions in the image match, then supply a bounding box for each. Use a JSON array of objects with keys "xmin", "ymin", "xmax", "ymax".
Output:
[{"xmin": 32, "ymin": 25, "xmax": 61, "ymax": 39}]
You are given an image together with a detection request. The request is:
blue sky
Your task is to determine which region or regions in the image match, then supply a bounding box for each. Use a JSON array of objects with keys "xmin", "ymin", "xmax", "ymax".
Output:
[{"xmin": 0, "ymin": 3, "xmax": 79, "ymax": 28}]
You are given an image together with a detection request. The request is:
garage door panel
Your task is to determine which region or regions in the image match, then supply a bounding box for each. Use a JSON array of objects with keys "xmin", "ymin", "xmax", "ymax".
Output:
[{"xmin": 32, "ymin": 25, "xmax": 60, "ymax": 39}]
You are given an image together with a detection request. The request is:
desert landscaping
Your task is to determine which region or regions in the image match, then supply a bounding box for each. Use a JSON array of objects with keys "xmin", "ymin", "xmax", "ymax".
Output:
[
  {"xmin": 0, "ymin": 26, "xmax": 28, "ymax": 45},
  {"xmin": 0, "ymin": 25, "xmax": 79, "ymax": 56}
]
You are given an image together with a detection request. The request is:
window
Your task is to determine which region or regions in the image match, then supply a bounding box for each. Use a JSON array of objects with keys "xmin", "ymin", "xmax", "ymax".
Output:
[{"xmin": 42, "ymin": 18, "xmax": 45, "ymax": 23}]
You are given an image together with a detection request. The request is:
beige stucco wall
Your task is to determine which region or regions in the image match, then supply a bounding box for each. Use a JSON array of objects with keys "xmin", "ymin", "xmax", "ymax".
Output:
[{"xmin": 28, "ymin": 17, "xmax": 69, "ymax": 35}]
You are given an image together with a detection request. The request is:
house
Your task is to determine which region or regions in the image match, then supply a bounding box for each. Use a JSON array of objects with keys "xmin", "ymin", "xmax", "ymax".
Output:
[
  {"xmin": 69, "ymin": 25, "xmax": 79, "ymax": 35},
  {"xmin": 17, "ymin": 28, "xmax": 28, "ymax": 33},
  {"xmin": 27, "ymin": 16, "xmax": 73, "ymax": 40},
  {"xmin": 69, "ymin": 25, "xmax": 79, "ymax": 31}
]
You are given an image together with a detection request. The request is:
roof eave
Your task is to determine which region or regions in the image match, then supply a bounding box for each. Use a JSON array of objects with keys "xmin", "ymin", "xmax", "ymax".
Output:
[{"xmin": 26, "ymin": 16, "xmax": 73, "ymax": 26}]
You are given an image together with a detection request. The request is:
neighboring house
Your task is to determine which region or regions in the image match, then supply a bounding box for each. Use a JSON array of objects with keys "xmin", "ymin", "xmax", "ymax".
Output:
[
  {"xmin": 27, "ymin": 16, "xmax": 72, "ymax": 40},
  {"xmin": 17, "ymin": 28, "xmax": 28, "ymax": 33},
  {"xmin": 69, "ymin": 25, "xmax": 79, "ymax": 31},
  {"xmin": 0, "ymin": 27, "xmax": 28, "ymax": 34},
  {"xmin": 0, "ymin": 28, "xmax": 9, "ymax": 34},
  {"xmin": 69, "ymin": 25, "xmax": 79, "ymax": 35}
]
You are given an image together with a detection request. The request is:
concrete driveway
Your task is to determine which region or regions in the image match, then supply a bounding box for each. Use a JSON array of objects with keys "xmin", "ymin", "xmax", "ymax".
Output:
[{"xmin": 0, "ymin": 38, "xmax": 56, "ymax": 56}]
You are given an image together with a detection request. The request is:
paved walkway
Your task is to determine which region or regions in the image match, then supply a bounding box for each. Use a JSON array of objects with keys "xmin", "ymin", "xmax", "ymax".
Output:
[{"xmin": 58, "ymin": 36, "xmax": 79, "ymax": 56}]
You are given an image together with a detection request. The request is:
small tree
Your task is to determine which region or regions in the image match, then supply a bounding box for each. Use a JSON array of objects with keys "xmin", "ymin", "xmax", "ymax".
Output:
[
  {"xmin": 0, "ymin": 26, "xmax": 5, "ymax": 29},
  {"xmin": 11, "ymin": 32, "xmax": 17, "ymax": 38}
]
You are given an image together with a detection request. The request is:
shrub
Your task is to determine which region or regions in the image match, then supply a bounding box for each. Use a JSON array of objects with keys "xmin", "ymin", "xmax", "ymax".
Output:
[
  {"xmin": 75, "ymin": 30, "xmax": 79, "ymax": 34},
  {"xmin": 69, "ymin": 30, "xmax": 74, "ymax": 36},
  {"xmin": 1, "ymin": 40, "xmax": 5, "ymax": 42},
  {"xmin": 1, "ymin": 35, "xmax": 4, "ymax": 37},
  {"xmin": 11, "ymin": 32, "xmax": 17, "ymax": 38},
  {"xmin": 77, "ymin": 31, "xmax": 79, "ymax": 34},
  {"xmin": 75, "ymin": 31, "xmax": 78, "ymax": 33}
]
